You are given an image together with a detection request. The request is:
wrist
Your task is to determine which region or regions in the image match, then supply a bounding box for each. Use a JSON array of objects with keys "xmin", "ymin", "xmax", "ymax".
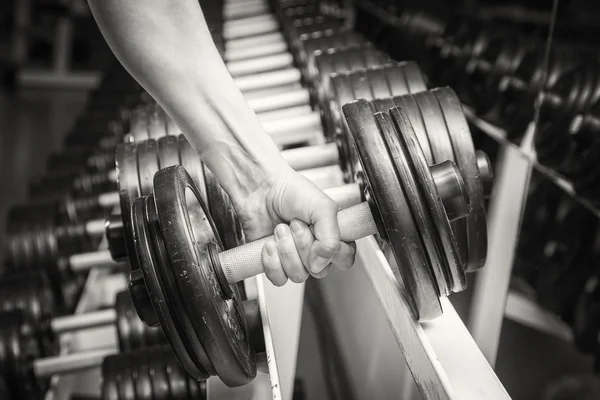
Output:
[{"xmin": 202, "ymin": 145, "xmax": 292, "ymax": 207}]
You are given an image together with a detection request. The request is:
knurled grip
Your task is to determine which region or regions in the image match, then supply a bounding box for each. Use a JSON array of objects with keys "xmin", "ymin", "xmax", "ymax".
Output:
[{"xmin": 219, "ymin": 202, "xmax": 377, "ymax": 283}]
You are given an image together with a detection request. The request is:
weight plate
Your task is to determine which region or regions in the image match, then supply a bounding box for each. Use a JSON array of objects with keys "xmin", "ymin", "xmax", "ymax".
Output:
[
  {"xmin": 330, "ymin": 73, "xmax": 359, "ymax": 181},
  {"xmin": 101, "ymin": 355, "xmax": 119, "ymax": 400},
  {"xmin": 166, "ymin": 352, "xmax": 188, "ymax": 399},
  {"xmin": 148, "ymin": 349, "xmax": 170, "ymax": 400},
  {"xmin": 433, "ymin": 87, "xmax": 488, "ymax": 272},
  {"xmin": 303, "ymin": 31, "xmax": 366, "ymax": 85},
  {"xmin": 399, "ymin": 61, "xmax": 428, "ymax": 94},
  {"xmin": 178, "ymin": 135, "xmax": 208, "ymax": 204},
  {"xmin": 413, "ymin": 90, "xmax": 468, "ymax": 270},
  {"xmin": 131, "ymin": 195, "xmax": 209, "ymax": 380},
  {"xmin": 390, "ymin": 107, "xmax": 466, "ymax": 293},
  {"xmin": 203, "ymin": 166, "xmax": 244, "ymax": 250},
  {"xmin": 343, "ymin": 100, "xmax": 442, "ymax": 320},
  {"xmin": 116, "ymin": 142, "xmax": 141, "ymax": 266},
  {"xmin": 134, "ymin": 352, "xmax": 153, "ymax": 400},
  {"xmin": 157, "ymin": 136, "xmax": 181, "ymax": 169},
  {"xmin": 366, "ymin": 65, "xmax": 396, "ymax": 98},
  {"xmin": 116, "ymin": 355, "xmax": 135, "ymax": 400},
  {"xmin": 152, "ymin": 166, "xmax": 255, "ymax": 386},
  {"xmin": 129, "ymin": 107, "xmax": 149, "ymax": 142},
  {"xmin": 391, "ymin": 94, "xmax": 434, "ymax": 164},
  {"xmin": 147, "ymin": 106, "xmax": 167, "ymax": 139},
  {"xmin": 137, "ymin": 139, "xmax": 160, "ymax": 197},
  {"xmin": 375, "ymin": 112, "xmax": 450, "ymax": 296}
]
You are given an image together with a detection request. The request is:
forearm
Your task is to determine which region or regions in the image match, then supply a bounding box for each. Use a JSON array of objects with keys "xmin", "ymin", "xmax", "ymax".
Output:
[{"xmin": 87, "ymin": 0, "xmax": 289, "ymax": 204}]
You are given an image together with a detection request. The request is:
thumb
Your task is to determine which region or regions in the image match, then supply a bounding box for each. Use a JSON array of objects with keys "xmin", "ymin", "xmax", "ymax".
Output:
[{"xmin": 307, "ymin": 195, "xmax": 340, "ymax": 274}]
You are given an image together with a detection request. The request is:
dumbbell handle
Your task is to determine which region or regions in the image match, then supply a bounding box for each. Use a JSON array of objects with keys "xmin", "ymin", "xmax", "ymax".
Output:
[
  {"xmin": 68, "ymin": 163, "xmax": 344, "ymax": 272},
  {"xmin": 225, "ymin": 41, "xmax": 288, "ymax": 62},
  {"xmin": 228, "ymin": 52, "xmax": 294, "ymax": 77},
  {"xmin": 34, "ymin": 347, "xmax": 117, "ymax": 378},
  {"xmin": 246, "ymin": 87, "xmax": 310, "ymax": 113},
  {"xmin": 226, "ymin": 32, "xmax": 285, "ymax": 51},
  {"xmin": 224, "ymin": 18, "xmax": 278, "ymax": 40},
  {"xmin": 219, "ymin": 185, "xmax": 370, "ymax": 283},
  {"xmin": 69, "ymin": 250, "xmax": 122, "ymax": 272},
  {"xmin": 235, "ymin": 67, "xmax": 301, "ymax": 92},
  {"xmin": 86, "ymin": 218, "xmax": 107, "ymax": 237},
  {"xmin": 51, "ymin": 309, "xmax": 117, "ymax": 334}
]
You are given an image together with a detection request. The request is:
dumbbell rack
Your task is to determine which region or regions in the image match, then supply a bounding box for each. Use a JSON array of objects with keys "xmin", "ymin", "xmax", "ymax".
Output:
[
  {"xmin": 219, "ymin": 1, "xmax": 512, "ymax": 399},
  {"xmin": 46, "ymin": 218, "xmax": 285, "ymax": 397},
  {"xmin": 466, "ymin": 112, "xmax": 596, "ymax": 365},
  {"xmin": 38, "ymin": 1, "xmax": 521, "ymax": 399}
]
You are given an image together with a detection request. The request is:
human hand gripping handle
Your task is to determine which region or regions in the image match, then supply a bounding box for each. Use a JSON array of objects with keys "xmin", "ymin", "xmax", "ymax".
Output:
[{"xmin": 220, "ymin": 201, "xmax": 375, "ymax": 283}]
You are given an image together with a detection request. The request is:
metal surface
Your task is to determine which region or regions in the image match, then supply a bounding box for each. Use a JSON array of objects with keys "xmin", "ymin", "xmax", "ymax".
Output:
[{"xmin": 468, "ymin": 121, "xmax": 535, "ymax": 365}]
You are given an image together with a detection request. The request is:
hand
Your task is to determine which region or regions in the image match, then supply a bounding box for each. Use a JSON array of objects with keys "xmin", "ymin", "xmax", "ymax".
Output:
[{"xmin": 234, "ymin": 166, "xmax": 356, "ymax": 286}]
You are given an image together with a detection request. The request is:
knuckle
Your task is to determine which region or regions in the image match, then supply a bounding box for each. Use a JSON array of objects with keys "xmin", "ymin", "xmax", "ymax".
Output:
[
  {"xmin": 319, "ymin": 239, "xmax": 341, "ymax": 256},
  {"xmin": 277, "ymin": 244, "xmax": 296, "ymax": 258},
  {"xmin": 320, "ymin": 198, "xmax": 338, "ymax": 214}
]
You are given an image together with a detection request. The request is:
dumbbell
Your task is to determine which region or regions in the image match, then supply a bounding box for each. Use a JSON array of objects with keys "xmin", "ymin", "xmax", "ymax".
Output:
[
  {"xmin": 497, "ymin": 46, "xmax": 579, "ymax": 140},
  {"xmin": 61, "ymin": 136, "xmax": 354, "ymax": 275},
  {"xmin": 6, "ymin": 128, "xmax": 348, "ymax": 274},
  {"xmin": 0, "ymin": 297, "xmax": 261, "ymax": 398},
  {"xmin": 566, "ymin": 104, "xmax": 600, "ymax": 201},
  {"xmin": 13, "ymin": 42, "xmax": 385, "ymax": 235},
  {"xmin": 59, "ymin": 60, "xmax": 432, "ymax": 274},
  {"xmin": 0, "ymin": 310, "xmax": 144, "ymax": 400},
  {"xmin": 462, "ymin": 32, "xmax": 533, "ymax": 115},
  {"xmin": 127, "ymin": 101, "xmax": 474, "ymax": 386},
  {"xmin": 100, "ymin": 346, "xmax": 207, "ymax": 400},
  {"xmin": 0, "ymin": 273, "xmax": 166, "ymax": 355},
  {"xmin": 535, "ymin": 61, "xmax": 600, "ymax": 170}
]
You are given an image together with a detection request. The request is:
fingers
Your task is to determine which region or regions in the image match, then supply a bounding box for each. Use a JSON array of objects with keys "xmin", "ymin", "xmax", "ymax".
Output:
[
  {"xmin": 330, "ymin": 242, "xmax": 356, "ymax": 271},
  {"xmin": 262, "ymin": 240, "xmax": 287, "ymax": 286},
  {"xmin": 311, "ymin": 242, "xmax": 355, "ymax": 279},
  {"xmin": 274, "ymin": 224, "xmax": 309, "ymax": 284},
  {"xmin": 308, "ymin": 198, "xmax": 340, "ymax": 274},
  {"xmin": 290, "ymin": 219, "xmax": 313, "ymax": 268}
]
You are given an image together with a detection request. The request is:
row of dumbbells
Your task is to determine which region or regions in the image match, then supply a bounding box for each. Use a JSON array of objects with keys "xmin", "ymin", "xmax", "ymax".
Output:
[
  {"xmin": 0, "ymin": 60, "xmax": 213, "ymax": 399},
  {"xmin": 382, "ymin": 12, "xmax": 600, "ymax": 205},
  {"xmin": 1, "ymin": 0, "xmax": 494, "ymax": 397},
  {"xmin": 0, "ymin": 2, "xmax": 280, "ymax": 397},
  {"xmin": 97, "ymin": 0, "xmax": 494, "ymax": 389},
  {"xmin": 514, "ymin": 174, "xmax": 600, "ymax": 370}
]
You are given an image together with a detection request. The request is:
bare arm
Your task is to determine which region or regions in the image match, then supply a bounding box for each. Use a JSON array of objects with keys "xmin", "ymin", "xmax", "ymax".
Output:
[
  {"xmin": 87, "ymin": 0, "xmax": 289, "ymax": 206},
  {"xmin": 88, "ymin": 0, "xmax": 355, "ymax": 284}
]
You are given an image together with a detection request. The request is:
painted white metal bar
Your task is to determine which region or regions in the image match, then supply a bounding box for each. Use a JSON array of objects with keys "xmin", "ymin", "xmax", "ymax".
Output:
[
  {"xmin": 356, "ymin": 237, "xmax": 510, "ymax": 399},
  {"xmin": 466, "ymin": 113, "xmax": 535, "ymax": 366},
  {"xmin": 505, "ymin": 291, "xmax": 574, "ymax": 343}
]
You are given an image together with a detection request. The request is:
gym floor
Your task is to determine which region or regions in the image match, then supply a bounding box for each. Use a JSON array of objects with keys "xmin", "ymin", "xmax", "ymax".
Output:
[{"xmin": 0, "ymin": 83, "xmax": 597, "ymax": 400}]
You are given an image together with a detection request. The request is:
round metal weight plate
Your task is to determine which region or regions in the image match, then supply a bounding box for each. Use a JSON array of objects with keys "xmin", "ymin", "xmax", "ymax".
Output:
[
  {"xmin": 178, "ymin": 135, "xmax": 208, "ymax": 204},
  {"xmin": 147, "ymin": 105, "xmax": 167, "ymax": 139},
  {"xmin": 152, "ymin": 166, "xmax": 255, "ymax": 386},
  {"xmin": 413, "ymin": 90, "xmax": 469, "ymax": 271},
  {"xmin": 131, "ymin": 195, "xmax": 208, "ymax": 380},
  {"xmin": 136, "ymin": 139, "xmax": 160, "ymax": 197},
  {"xmin": 203, "ymin": 166, "xmax": 244, "ymax": 250},
  {"xmin": 390, "ymin": 94, "xmax": 434, "ymax": 164},
  {"xmin": 375, "ymin": 112, "xmax": 450, "ymax": 297},
  {"xmin": 157, "ymin": 136, "xmax": 180, "ymax": 169},
  {"xmin": 148, "ymin": 349, "xmax": 170, "ymax": 399},
  {"xmin": 133, "ymin": 354, "xmax": 153, "ymax": 400},
  {"xmin": 433, "ymin": 87, "xmax": 488, "ymax": 272},
  {"xmin": 128, "ymin": 107, "xmax": 150, "ymax": 143},
  {"xmin": 115, "ymin": 143, "xmax": 141, "ymax": 269},
  {"xmin": 389, "ymin": 107, "xmax": 466, "ymax": 293},
  {"xmin": 343, "ymin": 99, "xmax": 442, "ymax": 320}
]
